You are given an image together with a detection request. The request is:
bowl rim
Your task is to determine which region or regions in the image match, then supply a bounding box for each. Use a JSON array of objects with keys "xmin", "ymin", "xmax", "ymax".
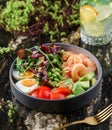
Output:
[{"xmin": 9, "ymin": 43, "xmax": 102, "ymax": 102}]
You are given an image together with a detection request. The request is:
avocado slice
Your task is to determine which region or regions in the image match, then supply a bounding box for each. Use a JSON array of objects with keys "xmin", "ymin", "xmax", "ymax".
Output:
[
  {"xmin": 91, "ymin": 78, "xmax": 97, "ymax": 86},
  {"xmin": 66, "ymin": 94, "xmax": 75, "ymax": 98},
  {"xmin": 79, "ymin": 72, "xmax": 95, "ymax": 81},
  {"xmin": 72, "ymin": 82, "xmax": 85, "ymax": 96},
  {"xmin": 78, "ymin": 80, "xmax": 90, "ymax": 90}
]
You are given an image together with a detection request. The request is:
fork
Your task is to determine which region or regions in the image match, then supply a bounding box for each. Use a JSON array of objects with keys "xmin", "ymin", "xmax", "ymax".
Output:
[{"xmin": 55, "ymin": 104, "xmax": 112, "ymax": 130}]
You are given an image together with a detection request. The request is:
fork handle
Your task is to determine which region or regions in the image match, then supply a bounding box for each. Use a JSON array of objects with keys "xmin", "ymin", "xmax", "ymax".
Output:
[{"xmin": 55, "ymin": 120, "xmax": 85, "ymax": 130}]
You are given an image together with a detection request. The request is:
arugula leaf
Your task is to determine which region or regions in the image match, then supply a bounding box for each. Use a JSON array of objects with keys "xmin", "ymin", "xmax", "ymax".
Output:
[
  {"xmin": 34, "ymin": 46, "xmax": 54, "ymax": 68},
  {"xmin": 16, "ymin": 57, "xmax": 25, "ymax": 72}
]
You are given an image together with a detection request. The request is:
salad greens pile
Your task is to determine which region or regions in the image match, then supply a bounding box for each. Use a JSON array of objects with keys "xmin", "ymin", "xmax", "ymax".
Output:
[{"xmin": 16, "ymin": 44, "xmax": 63, "ymax": 87}]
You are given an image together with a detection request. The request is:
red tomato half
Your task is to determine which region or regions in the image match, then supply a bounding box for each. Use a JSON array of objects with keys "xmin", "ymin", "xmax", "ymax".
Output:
[
  {"xmin": 30, "ymin": 86, "xmax": 51, "ymax": 99},
  {"xmin": 37, "ymin": 86, "xmax": 51, "ymax": 92},
  {"xmin": 51, "ymin": 87, "xmax": 72, "ymax": 96},
  {"xmin": 39, "ymin": 89, "xmax": 51, "ymax": 99},
  {"xmin": 51, "ymin": 92, "xmax": 66, "ymax": 100},
  {"xmin": 37, "ymin": 86, "xmax": 51, "ymax": 99},
  {"xmin": 30, "ymin": 90, "xmax": 39, "ymax": 98}
]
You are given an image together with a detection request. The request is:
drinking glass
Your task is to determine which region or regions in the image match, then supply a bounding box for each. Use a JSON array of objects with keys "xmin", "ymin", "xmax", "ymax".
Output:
[{"xmin": 80, "ymin": 0, "xmax": 112, "ymax": 46}]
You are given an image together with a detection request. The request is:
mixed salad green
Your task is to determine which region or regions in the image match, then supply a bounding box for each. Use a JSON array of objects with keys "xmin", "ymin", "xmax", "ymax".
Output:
[{"xmin": 15, "ymin": 44, "xmax": 63, "ymax": 87}]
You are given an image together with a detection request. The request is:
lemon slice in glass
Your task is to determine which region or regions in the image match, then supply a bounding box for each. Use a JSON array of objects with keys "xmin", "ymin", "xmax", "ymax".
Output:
[
  {"xmin": 84, "ymin": 21, "xmax": 104, "ymax": 37},
  {"xmin": 95, "ymin": 4, "xmax": 112, "ymax": 21},
  {"xmin": 110, "ymin": 2, "xmax": 112, "ymax": 7},
  {"xmin": 80, "ymin": 6, "xmax": 98, "ymax": 25}
]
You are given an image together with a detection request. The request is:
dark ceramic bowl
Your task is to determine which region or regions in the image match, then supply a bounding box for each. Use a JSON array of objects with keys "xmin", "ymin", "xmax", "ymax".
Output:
[{"xmin": 9, "ymin": 43, "xmax": 102, "ymax": 114}]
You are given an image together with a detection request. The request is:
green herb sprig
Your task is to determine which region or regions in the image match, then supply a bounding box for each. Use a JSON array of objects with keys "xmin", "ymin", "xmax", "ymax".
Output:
[
  {"xmin": 0, "ymin": 99, "xmax": 17, "ymax": 123},
  {"xmin": 0, "ymin": 0, "xmax": 35, "ymax": 32},
  {"xmin": 34, "ymin": 46, "xmax": 54, "ymax": 68},
  {"xmin": 0, "ymin": 47, "xmax": 12, "ymax": 55}
]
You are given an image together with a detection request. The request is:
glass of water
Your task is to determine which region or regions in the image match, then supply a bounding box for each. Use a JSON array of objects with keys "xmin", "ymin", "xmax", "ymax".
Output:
[{"xmin": 80, "ymin": 0, "xmax": 112, "ymax": 46}]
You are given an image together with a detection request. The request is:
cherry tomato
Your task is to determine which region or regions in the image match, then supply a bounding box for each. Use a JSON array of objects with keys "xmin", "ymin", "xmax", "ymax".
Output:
[
  {"xmin": 51, "ymin": 87, "xmax": 72, "ymax": 96},
  {"xmin": 51, "ymin": 92, "xmax": 66, "ymax": 100},
  {"xmin": 39, "ymin": 89, "xmax": 51, "ymax": 99},
  {"xmin": 37, "ymin": 86, "xmax": 51, "ymax": 92},
  {"xmin": 37, "ymin": 86, "xmax": 51, "ymax": 99},
  {"xmin": 30, "ymin": 90, "xmax": 39, "ymax": 98},
  {"xmin": 30, "ymin": 86, "xmax": 51, "ymax": 99}
]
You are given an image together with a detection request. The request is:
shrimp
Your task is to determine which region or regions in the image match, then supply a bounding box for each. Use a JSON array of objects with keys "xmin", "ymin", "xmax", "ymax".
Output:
[
  {"xmin": 62, "ymin": 62, "xmax": 72, "ymax": 77},
  {"xmin": 79, "ymin": 53, "xmax": 88, "ymax": 59},
  {"xmin": 71, "ymin": 63, "xmax": 89, "ymax": 82},
  {"xmin": 63, "ymin": 67, "xmax": 71, "ymax": 78},
  {"xmin": 62, "ymin": 54, "xmax": 83, "ymax": 77},
  {"xmin": 78, "ymin": 53, "xmax": 88, "ymax": 63},
  {"xmin": 78, "ymin": 53, "xmax": 96, "ymax": 72},
  {"xmin": 62, "ymin": 51, "xmax": 76, "ymax": 61},
  {"xmin": 67, "ymin": 54, "xmax": 83, "ymax": 68},
  {"xmin": 83, "ymin": 58, "xmax": 96, "ymax": 72}
]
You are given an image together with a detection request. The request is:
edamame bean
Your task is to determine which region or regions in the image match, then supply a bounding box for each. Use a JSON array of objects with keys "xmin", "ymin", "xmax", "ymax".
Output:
[
  {"xmin": 48, "ymin": 71, "xmax": 52, "ymax": 77},
  {"xmin": 55, "ymin": 68, "xmax": 61, "ymax": 72},
  {"xmin": 51, "ymin": 68, "xmax": 55, "ymax": 73},
  {"xmin": 57, "ymin": 75, "xmax": 62, "ymax": 80},
  {"xmin": 52, "ymin": 73, "xmax": 57, "ymax": 78},
  {"xmin": 54, "ymin": 78, "xmax": 60, "ymax": 82},
  {"xmin": 54, "ymin": 71, "xmax": 60, "ymax": 76},
  {"xmin": 50, "ymin": 76, "xmax": 54, "ymax": 80},
  {"xmin": 48, "ymin": 54, "xmax": 54, "ymax": 59}
]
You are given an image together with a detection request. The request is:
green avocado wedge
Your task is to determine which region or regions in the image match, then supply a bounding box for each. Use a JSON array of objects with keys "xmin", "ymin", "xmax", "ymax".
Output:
[
  {"xmin": 72, "ymin": 82, "xmax": 85, "ymax": 96},
  {"xmin": 79, "ymin": 72, "xmax": 95, "ymax": 81},
  {"xmin": 78, "ymin": 80, "xmax": 90, "ymax": 90},
  {"xmin": 91, "ymin": 78, "xmax": 97, "ymax": 86},
  {"xmin": 66, "ymin": 94, "xmax": 75, "ymax": 98},
  {"xmin": 72, "ymin": 72, "xmax": 97, "ymax": 96}
]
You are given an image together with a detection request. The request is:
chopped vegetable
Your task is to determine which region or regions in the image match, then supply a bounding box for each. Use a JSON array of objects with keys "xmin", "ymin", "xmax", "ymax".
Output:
[
  {"xmin": 51, "ymin": 92, "xmax": 66, "ymax": 100},
  {"xmin": 30, "ymin": 86, "xmax": 51, "ymax": 99},
  {"xmin": 72, "ymin": 83, "xmax": 85, "ymax": 95},
  {"xmin": 51, "ymin": 87, "xmax": 72, "ymax": 96}
]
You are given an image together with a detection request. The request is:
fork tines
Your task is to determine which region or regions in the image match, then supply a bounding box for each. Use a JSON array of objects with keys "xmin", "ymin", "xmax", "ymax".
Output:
[{"xmin": 95, "ymin": 104, "xmax": 112, "ymax": 123}]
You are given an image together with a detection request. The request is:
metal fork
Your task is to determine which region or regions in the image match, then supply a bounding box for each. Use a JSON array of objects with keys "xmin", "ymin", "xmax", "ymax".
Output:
[{"xmin": 55, "ymin": 104, "xmax": 112, "ymax": 130}]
